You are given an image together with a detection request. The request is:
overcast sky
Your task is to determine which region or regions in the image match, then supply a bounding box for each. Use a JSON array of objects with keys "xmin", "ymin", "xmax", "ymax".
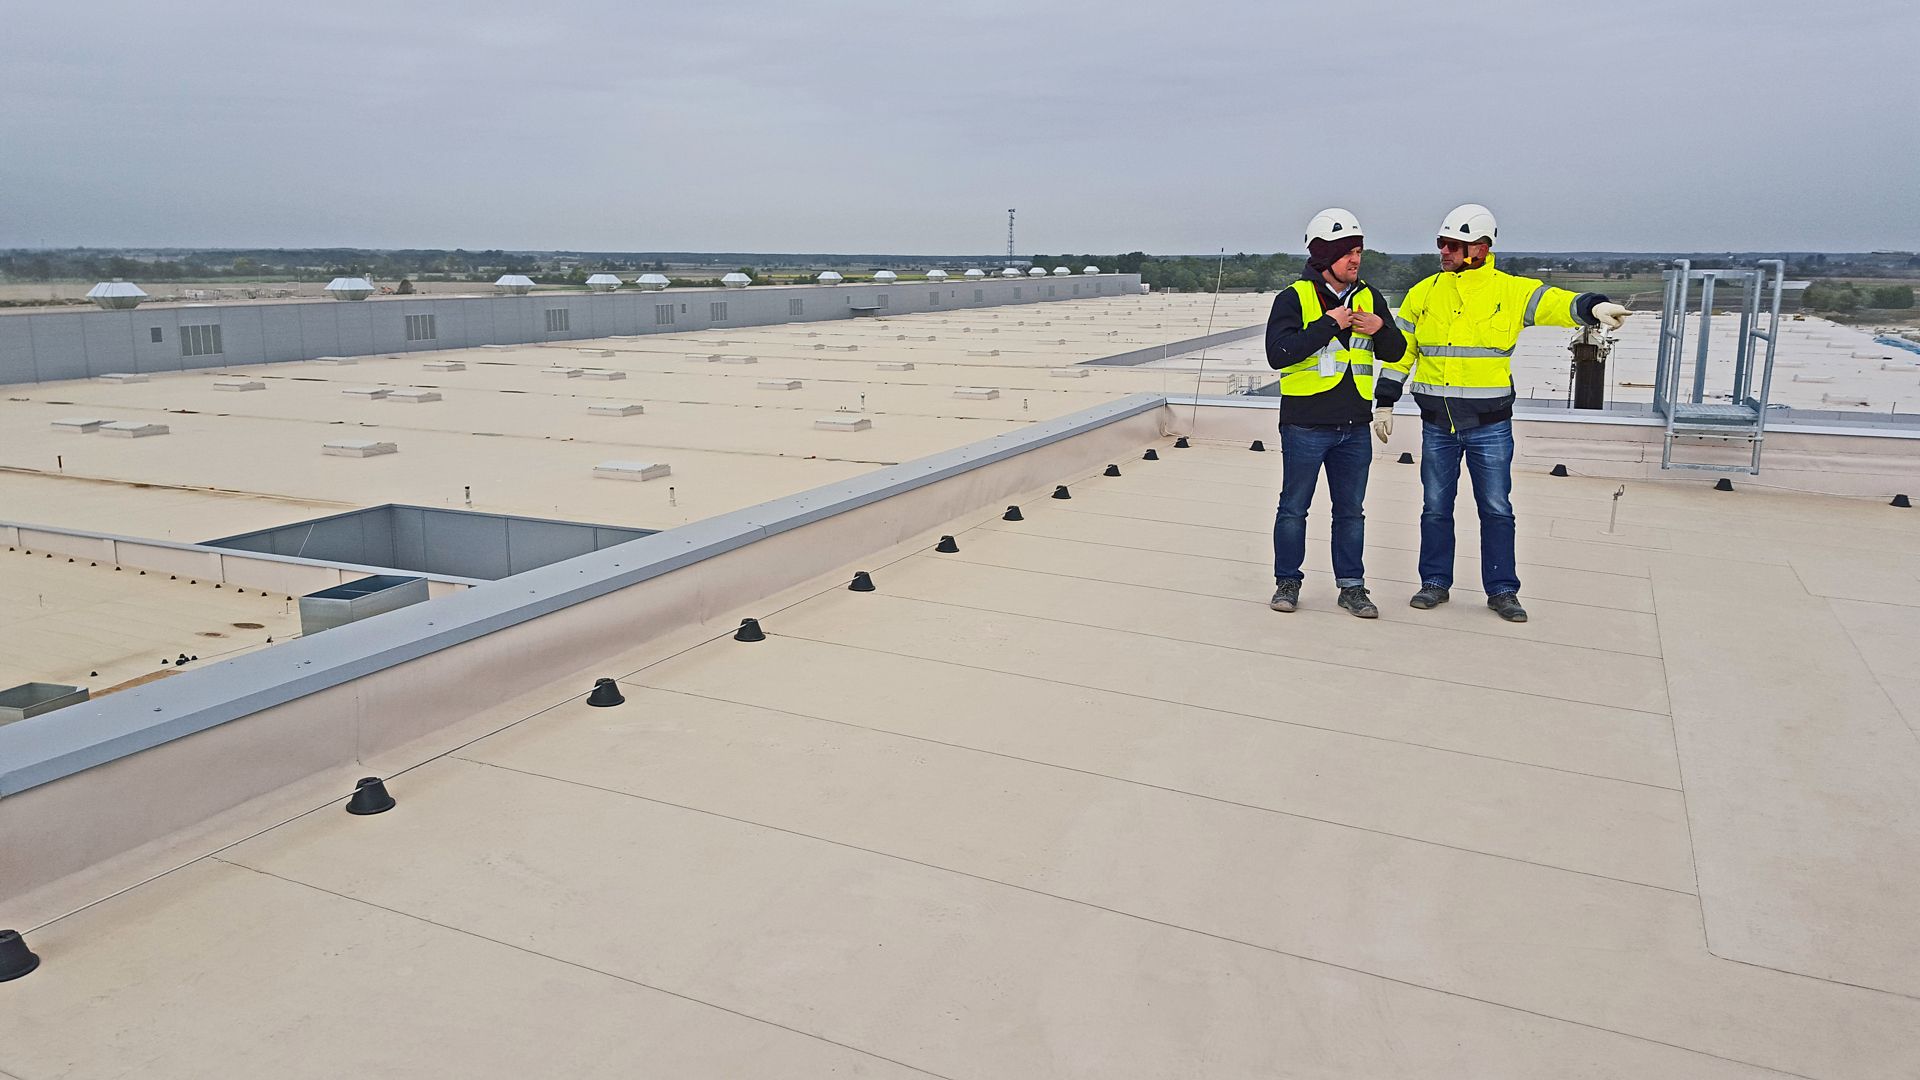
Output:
[{"xmin": 3, "ymin": 1, "xmax": 1913, "ymax": 255}]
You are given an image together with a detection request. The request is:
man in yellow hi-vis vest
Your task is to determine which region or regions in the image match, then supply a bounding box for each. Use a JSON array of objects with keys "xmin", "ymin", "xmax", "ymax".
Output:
[
  {"xmin": 1264, "ymin": 209, "xmax": 1409, "ymax": 618},
  {"xmin": 1396, "ymin": 203, "xmax": 1630, "ymax": 622}
]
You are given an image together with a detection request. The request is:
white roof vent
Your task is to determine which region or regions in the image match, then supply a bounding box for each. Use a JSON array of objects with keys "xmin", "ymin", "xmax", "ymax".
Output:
[
  {"xmin": 585, "ymin": 274, "xmax": 622, "ymax": 292},
  {"xmin": 494, "ymin": 275, "xmax": 535, "ymax": 295},
  {"xmin": 593, "ymin": 460, "xmax": 671, "ymax": 482},
  {"xmin": 1052, "ymin": 266, "xmax": 1072, "ymax": 276},
  {"xmin": 1082, "ymin": 265, "xmax": 1101, "ymax": 275},
  {"xmin": 634, "ymin": 273, "xmax": 670, "ymax": 290},
  {"xmin": 964, "ymin": 269, "xmax": 987, "ymax": 280},
  {"xmin": 925, "ymin": 269, "xmax": 949, "ymax": 281},
  {"xmin": 1000, "ymin": 267, "xmax": 1022, "ymax": 278},
  {"xmin": 873, "ymin": 270, "xmax": 898, "ymax": 283},
  {"xmin": 86, "ymin": 280, "xmax": 148, "ymax": 309},
  {"xmin": 1027, "ymin": 267, "xmax": 1047, "ymax": 277},
  {"xmin": 325, "ymin": 277, "xmax": 375, "ymax": 301},
  {"xmin": 721, "ymin": 272, "xmax": 752, "ymax": 288},
  {"xmin": 817, "ymin": 271, "xmax": 844, "ymax": 285}
]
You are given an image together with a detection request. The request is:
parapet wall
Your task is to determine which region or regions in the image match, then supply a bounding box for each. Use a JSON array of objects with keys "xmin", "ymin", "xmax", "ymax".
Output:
[
  {"xmin": 0, "ymin": 275, "xmax": 1141, "ymax": 385},
  {"xmin": 0, "ymin": 393, "xmax": 1168, "ymax": 906},
  {"xmin": 1178, "ymin": 396, "xmax": 1920, "ymax": 499}
]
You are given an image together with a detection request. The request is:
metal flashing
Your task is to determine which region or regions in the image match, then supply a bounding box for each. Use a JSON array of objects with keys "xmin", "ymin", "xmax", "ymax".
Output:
[{"xmin": 0, "ymin": 393, "xmax": 1168, "ymax": 796}]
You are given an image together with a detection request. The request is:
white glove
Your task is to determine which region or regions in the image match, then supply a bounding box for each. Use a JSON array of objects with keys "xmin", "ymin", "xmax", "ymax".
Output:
[
  {"xmin": 1372, "ymin": 407, "xmax": 1393, "ymax": 444},
  {"xmin": 1591, "ymin": 301, "xmax": 1630, "ymax": 330}
]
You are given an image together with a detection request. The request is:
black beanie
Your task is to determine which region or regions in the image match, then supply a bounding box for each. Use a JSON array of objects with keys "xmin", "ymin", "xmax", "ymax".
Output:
[{"xmin": 1307, "ymin": 234, "xmax": 1364, "ymax": 273}]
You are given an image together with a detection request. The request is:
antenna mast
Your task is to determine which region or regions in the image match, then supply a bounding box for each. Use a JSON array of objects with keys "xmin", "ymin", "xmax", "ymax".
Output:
[{"xmin": 1007, "ymin": 209, "xmax": 1016, "ymax": 262}]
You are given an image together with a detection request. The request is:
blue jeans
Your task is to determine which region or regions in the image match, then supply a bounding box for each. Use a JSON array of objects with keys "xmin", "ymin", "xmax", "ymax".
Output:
[
  {"xmin": 1273, "ymin": 422, "xmax": 1371, "ymax": 587},
  {"xmin": 1418, "ymin": 419, "xmax": 1520, "ymax": 596}
]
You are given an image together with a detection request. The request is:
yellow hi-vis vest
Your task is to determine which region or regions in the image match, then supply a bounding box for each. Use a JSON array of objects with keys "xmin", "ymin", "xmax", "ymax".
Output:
[
  {"xmin": 1396, "ymin": 253, "xmax": 1584, "ymax": 399},
  {"xmin": 1279, "ymin": 279, "xmax": 1377, "ymax": 400}
]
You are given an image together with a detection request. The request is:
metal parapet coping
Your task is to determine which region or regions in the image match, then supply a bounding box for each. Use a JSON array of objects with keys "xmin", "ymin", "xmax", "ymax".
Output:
[
  {"xmin": 0, "ymin": 392, "xmax": 1169, "ymax": 796},
  {"xmin": 0, "ymin": 519, "xmax": 490, "ymax": 589},
  {"xmin": 1166, "ymin": 393, "xmax": 1920, "ymax": 439},
  {"xmin": 1080, "ymin": 323, "xmax": 1264, "ymax": 367}
]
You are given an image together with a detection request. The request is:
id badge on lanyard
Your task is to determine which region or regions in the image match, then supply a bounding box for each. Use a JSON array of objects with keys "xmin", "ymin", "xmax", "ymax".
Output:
[{"xmin": 1320, "ymin": 285, "xmax": 1354, "ymax": 377}]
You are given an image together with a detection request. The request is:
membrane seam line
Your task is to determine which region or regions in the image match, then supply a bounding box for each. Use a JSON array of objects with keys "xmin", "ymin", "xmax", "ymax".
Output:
[
  {"xmin": 765, "ymin": 628, "xmax": 1682, "ymax": 792},
  {"xmin": 215, "ymin": 859, "xmax": 953, "ymax": 1080},
  {"xmin": 451, "ymin": 758, "xmax": 1815, "ymax": 1080},
  {"xmin": 625, "ymin": 681, "xmax": 1695, "ymax": 896}
]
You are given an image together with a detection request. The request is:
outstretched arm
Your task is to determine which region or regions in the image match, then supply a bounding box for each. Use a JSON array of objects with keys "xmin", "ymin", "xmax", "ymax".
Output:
[{"xmin": 1525, "ymin": 282, "xmax": 1618, "ymax": 329}]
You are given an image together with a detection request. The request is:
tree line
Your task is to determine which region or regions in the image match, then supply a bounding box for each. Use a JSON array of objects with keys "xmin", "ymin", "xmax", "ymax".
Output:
[
  {"xmin": 9, "ymin": 247, "xmax": 1919, "ymax": 299},
  {"xmin": 1802, "ymin": 281, "xmax": 1915, "ymax": 312}
]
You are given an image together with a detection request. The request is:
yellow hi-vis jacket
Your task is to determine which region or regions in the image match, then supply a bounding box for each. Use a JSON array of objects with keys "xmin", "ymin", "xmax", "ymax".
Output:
[
  {"xmin": 1396, "ymin": 254, "xmax": 1586, "ymax": 401},
  {"xmin": 1278, "ymin": 280, "xmax": 1409, "ymax": 400}
]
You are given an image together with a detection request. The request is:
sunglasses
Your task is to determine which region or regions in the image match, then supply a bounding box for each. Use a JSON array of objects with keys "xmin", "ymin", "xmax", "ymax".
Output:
[{"xmin": 1436, "ymin": 238, "xmax": 1471, "ymax": 252}]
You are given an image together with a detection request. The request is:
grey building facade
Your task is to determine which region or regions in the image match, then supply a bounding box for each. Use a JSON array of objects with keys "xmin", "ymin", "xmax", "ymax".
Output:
[{"xmin": 0, "ymin": 274, "xmax": 1141, "ymax": 386}]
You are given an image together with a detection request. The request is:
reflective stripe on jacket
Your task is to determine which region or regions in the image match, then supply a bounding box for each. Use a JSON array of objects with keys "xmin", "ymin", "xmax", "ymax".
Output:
[
  {"xmin": 1397, "ymin": 253, "xmax": 1582, "ymax": 398},
  {"xmin": 1278, "ymin": 280, "xmax": 1378, "ymax": 400}
]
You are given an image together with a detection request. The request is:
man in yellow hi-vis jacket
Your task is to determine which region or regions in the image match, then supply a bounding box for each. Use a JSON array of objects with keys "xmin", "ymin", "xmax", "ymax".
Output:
[
  {"xmin": 1395, "ymin": 203, "xmax": 1629, "ymax": 622},
  {"xmin": 1263, "ymin": 209, "xmax": 1409, "ymax": 618}
]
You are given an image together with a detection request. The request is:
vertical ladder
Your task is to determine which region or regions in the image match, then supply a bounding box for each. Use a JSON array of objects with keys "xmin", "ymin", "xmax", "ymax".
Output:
[{"xmin": 1654, "ymin": 259, "xmax": 1785, "ymax": 474}]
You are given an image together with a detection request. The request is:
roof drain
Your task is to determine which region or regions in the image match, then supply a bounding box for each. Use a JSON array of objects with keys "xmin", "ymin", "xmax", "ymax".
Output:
[
  {"xmin": 586, "ymin": 678, "xmax": 625, "ymax": 707},
  {"xmin": 344, "ymin": 777, "xmax": 396, "ymax": 816}
]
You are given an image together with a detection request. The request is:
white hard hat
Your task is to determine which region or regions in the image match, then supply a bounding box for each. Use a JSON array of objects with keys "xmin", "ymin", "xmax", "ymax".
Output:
[
  {"xmin": 1304, "ymin": 208, "xmax": 1363, "ymax": 246},
  {"xmin": 1438, "ymin": 203, "xmax": 1498, "ymax": 244}
]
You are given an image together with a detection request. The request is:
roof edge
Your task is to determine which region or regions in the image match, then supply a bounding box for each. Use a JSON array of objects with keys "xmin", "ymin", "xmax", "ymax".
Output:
[{"xmin": 0, "ymin": 393, "xmax": 1168, "ymax": 796}]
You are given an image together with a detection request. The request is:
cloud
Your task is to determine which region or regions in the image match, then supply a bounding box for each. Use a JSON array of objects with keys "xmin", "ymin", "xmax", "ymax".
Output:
[{"xmin": 2, "ymin": 0, "xmax": 1913, "ymax": 252}]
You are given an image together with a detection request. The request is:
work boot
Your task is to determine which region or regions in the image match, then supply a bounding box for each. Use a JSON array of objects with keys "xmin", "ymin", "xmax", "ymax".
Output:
[
  {"xmin": 1487, "ymin": 593, "xmax": 1529, "ymax": 623},
  {"xmin": 1338, "ymin": 586, "xmax": 1379, "ymax": 619},
  {"xmin": 1409, "ymin": 585, "xmax": 1450, "ymax": 609},
  {"xmin": 1269, "ymin": 579, "xmax": 1300, "ymax": 613}
]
